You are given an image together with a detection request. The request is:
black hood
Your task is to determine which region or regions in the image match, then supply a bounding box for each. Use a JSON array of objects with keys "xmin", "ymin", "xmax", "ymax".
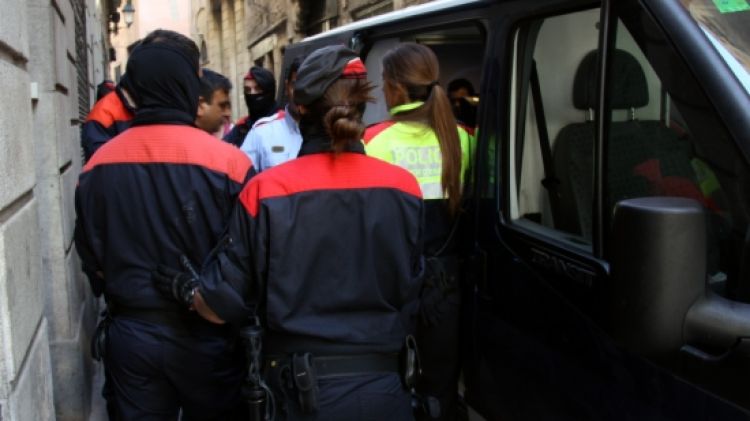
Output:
[
  {"xmin": 117, "ymin": 73, "xmax": 134, "ymax": 96},
  {"xmin": 247, "ymin": 66, "xmax": 276, "ymax": 94},
  {"xmin": 115, "ymin": 73, "xmax": 136, "ymax": 113},
  {"xmin": 126, "ymin": 44, "xmax": 200, "ymax": 127}
]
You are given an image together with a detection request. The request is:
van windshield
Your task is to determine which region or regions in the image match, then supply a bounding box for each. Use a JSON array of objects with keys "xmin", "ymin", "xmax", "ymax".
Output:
[{"xmin": 680, "ymin": 0, "xmax": 750, "ymax": 92}]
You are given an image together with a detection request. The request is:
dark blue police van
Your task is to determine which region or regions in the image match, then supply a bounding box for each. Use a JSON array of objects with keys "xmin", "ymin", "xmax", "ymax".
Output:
[{"xmin": 281, "ymin": 0, "xmax": 750, "ymax": 418}]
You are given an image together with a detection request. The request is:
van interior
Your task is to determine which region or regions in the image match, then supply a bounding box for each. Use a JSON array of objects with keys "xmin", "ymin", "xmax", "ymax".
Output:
[{"xmin": 361, "ymin": 25, "xmax": 485, "ymax": 125}]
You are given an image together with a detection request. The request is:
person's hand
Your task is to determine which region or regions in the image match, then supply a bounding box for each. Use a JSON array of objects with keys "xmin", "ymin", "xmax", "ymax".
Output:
[{"xmin": 152, "ymin": 264, "xmax": 199, "ymax": 309}]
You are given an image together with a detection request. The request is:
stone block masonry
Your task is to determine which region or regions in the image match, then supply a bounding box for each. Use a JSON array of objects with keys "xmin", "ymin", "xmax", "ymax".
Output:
[{"xmin": 0, "ymin": 0, "xmax": 109, "ymax": 419}]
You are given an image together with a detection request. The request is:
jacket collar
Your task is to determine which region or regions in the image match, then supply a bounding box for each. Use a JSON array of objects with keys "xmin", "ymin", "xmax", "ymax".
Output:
[
  {"xmin": 389, "ymin": 101, "xmax": 424, "ymax": 115},
  {"xmin": 298, "ymin": 133, "xmax": 365, "ymax": 157}
]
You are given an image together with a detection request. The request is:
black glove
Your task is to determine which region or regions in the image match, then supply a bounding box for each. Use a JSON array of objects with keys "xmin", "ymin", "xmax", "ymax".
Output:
[
  {"xmin": 418, "ymin": 257, "xmax": 460, "ymax": 327},
  {"xmin": 152, "ymin": 264, "xmax": 199, "ymax": 309}
]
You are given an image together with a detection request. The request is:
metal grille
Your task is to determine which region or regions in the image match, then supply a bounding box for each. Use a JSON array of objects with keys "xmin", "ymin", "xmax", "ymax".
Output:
[{"xmin": 73, "ymin": 0, "xmax": 90, "ymax": 121}]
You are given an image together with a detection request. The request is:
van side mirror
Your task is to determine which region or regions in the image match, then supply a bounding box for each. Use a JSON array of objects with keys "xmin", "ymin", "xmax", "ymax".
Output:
[{"xmin": 609, "ymin": 197, "xmax": 706, "ymax": 358}]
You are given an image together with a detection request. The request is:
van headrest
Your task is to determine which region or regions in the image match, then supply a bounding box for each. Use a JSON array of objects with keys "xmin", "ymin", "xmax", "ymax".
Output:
[{"xmin": 573, "ymin": 49, "xmax": 649, "ymax": 110}]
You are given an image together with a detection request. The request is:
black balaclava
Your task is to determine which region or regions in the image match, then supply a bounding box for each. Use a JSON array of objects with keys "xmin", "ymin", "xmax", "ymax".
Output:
[
  {"xmin": 244, "ymin": 66, "xmax": 277, "ymax": 125},
  {"xmin": 126, "ymin": 44, "xmax": 200, "ymax": 127}
]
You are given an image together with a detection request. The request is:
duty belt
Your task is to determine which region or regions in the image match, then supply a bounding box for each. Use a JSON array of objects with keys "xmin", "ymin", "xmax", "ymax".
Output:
[
  {"xmin": 266, "ymin": 352, "xmax": 401, "ymax": 414},
  {"xmin": 266, "ymin": 353, "xmax": 400, "ymax": 379},
  {"xmin": 108, "ymin": 303, "xmax": 231, "ymax": 336}
]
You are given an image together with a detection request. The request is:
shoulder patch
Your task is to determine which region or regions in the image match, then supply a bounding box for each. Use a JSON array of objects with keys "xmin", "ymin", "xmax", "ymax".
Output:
[{"xmin": 363, "ymin": 121, "xmax": 396, "ymax": 144}]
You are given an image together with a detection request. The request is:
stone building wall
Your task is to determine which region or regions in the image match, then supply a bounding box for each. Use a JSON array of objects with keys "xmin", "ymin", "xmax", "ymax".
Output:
[
  {"xmin": 192, "ymin": 0, "xmax": 431, "ymax": 121},
  {"xmin": 0, "ymin": 0, "xmax": 110, "ymax": 419}
]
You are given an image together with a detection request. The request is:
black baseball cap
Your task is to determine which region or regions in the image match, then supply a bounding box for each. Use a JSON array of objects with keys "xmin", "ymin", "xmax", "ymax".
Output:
[{"xmin": 293, "ymin": 45, "xmax": 367, "ymax": 106}]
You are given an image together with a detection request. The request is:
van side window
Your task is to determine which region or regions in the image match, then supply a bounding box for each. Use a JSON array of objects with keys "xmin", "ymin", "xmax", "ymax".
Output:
[
  {"xmin": 510, "ymin": 8, "xmax": 601, "ymax": 249},
  {"xmin": 510, "ymin": 5, "xmax": 748, "ymax": 298}
]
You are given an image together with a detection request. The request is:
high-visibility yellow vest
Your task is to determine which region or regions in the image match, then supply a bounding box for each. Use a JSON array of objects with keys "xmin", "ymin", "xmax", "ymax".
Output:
[{"xmin": 363, "ymin": 102, "xmax": 474, "ymax": 199}]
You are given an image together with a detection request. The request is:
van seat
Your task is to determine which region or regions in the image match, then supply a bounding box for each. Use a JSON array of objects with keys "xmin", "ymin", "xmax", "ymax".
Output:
[{"xmin": 552, "ymin": 49, "xmax": 699, "ymax": 239}]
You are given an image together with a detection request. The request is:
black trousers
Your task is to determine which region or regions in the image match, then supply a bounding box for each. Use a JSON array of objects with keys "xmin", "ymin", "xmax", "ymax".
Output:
[
  {"xmin": 416, "ymin": 286, "xmax": 462, "ymax": 421},
  {"xmin": 268, "ymin": 370, "xmax": 413, "ymax": 421},
  {"xmin": 105, "ymin": 317, "xmax": 246, "ymax": 421}
]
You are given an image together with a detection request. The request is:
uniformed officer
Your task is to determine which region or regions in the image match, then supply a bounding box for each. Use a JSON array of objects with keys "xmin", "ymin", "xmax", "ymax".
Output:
[
  {"xmin": 364, "ymin": 42, "xmax": 473, "ymax": 420},
  {"xmin": 239, "ymin": 56, "xmax": 304, "ymax": 172},
  {"xmin": 224, "ymin": 66, "xmax": 278, "ymax": 147},
  {"xmin": 74, "ymin": 30, "xmax": 253, "ymax": 420},
  {"xmin": 81, "ymin": 73, "xmax": 135, "ymax": 162},
  {"xmin": 154, "ymin": 45, "xmax": 424, "ymax": 421}
]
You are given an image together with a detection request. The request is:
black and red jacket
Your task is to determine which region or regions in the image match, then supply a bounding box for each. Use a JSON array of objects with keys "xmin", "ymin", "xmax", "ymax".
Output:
[
  {"xmin": 200, "ymin": 137, "xmax": 425, "ymax": 355},
  {"xmin": 74, "ymin": 125, "xmax": 254, "ymax": 309},
  {"xmin": 81, "ymin": 88, "xmax": 135, "ymax": 162}
]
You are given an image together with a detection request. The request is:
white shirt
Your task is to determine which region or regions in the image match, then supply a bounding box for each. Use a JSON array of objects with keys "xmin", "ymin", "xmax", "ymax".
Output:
[{"xmin": 239, "ymin": 106, "xmax": 302, "ymax": 172}]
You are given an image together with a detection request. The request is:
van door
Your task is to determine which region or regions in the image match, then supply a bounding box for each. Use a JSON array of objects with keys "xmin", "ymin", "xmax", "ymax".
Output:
[{"xmin": 463, "ymin": 0, "xmax": 750, "ymax": 418}]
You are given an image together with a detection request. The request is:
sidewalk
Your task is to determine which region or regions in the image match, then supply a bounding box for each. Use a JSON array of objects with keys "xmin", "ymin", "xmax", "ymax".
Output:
[{"xmin": 87, "ymin": 363, "xmax": 108, "ymax": 421}]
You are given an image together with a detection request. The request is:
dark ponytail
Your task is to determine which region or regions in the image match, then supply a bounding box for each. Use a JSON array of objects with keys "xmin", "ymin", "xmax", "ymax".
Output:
[{"xmin": 382, "ymin": 43, "xmax": 462, "ymax": 214}]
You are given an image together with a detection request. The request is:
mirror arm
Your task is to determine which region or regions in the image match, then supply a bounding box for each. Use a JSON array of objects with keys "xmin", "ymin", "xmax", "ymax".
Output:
[
  {"xmin": 680, "ymin": 342, "xmax": 736, "ymax": 364},
  {"xmin": 684, "ymin": 292, "xmax": 750, "ymax": 357}
]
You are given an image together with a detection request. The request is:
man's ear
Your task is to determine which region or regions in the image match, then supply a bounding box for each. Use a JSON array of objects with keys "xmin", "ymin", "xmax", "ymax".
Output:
[
  {"xmin": 297, "ymin": 104, "xmax": 308, "ymax": 115},
  {"xmin": 196, "ymin": 96, "xmax": 208, "ymax": 117}
]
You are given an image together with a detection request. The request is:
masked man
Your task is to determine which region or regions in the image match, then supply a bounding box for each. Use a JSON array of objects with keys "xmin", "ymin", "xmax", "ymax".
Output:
[{"xmin": 223, "ymin": 66, "xmax": 277, "ymax": 147}]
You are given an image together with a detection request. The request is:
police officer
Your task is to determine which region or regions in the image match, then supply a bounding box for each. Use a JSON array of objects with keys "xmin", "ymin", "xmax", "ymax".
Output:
[
  {"xmin": 363, "ymin": 42, "xmax": 473, "ymax": 420},
  {"xmin": 447, "ymin": 78, "xmax": 478, "ymax": 131},
  {"xmin": 224, "ymin": 65, "xmax": 278, "ymax": 147},
  {"xmin": 154, "ymin": 45, "xmax": 424, "ymax": 420},
  {"xmin": 81, "ymin": 73, "xmax": 135, "ymax": 162},
  {"xmin": 74, "ymin": 30, "xmax": 253, "ymax": 420},
  {"xmin": 239, "ymin": 56, "xmax": 304, "ymax": 172}
]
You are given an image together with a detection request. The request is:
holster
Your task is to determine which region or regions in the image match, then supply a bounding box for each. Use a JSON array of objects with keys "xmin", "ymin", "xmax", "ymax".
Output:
[
  {"xmin": 401, "ymin": 335, "xmax": 442, "ymax": 419},
  {"xmin": 292, "ymin": 353, "xmax": 319, "ymax": 414},
  {"xmin": 401, "ymin": 335, "xmax": 420, "ymax": 389},
  {"xmin": 90, "ymin": 309, "xmax": 111, "ymax": 361}
]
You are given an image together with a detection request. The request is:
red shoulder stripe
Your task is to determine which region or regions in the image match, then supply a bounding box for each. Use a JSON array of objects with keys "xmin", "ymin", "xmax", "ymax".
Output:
[
  {"xmin": 239, "ymin": 153, "xmax": 421, "ymax": 217},
  {"xmin": 363, "ymin": 121, "xmax": 396, "ymax": 144},
  {"xmin": 458, "ymin": 123, "xmax": 475, "ymax": 136},
  {"xmin": 82, "ymin": 125, "xmax": 252, "ymax": 184},
  {"xmin": 85, "ymin": 91, "xmax": 133, "ymax": 126},
  {"xmin": 253, "ymin": 109, "xmax": 285, "ymax": 129}
]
